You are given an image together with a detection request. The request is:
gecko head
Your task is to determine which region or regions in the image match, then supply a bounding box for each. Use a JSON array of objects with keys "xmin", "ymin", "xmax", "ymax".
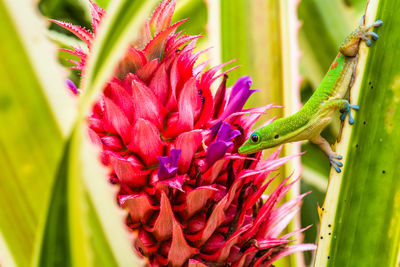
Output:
[{"xmin": 238, "ymin": 119, "xmax": 287, "ymax": 154}]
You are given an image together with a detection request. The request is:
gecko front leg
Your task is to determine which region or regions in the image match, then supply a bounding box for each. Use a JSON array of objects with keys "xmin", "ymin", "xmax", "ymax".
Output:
[{"xmin": 317, "ymin": 99, "xmax": 359, "ymax": 172}]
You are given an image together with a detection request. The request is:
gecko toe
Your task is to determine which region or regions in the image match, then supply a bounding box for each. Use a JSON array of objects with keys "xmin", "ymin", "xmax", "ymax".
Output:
[
  {"xmin": 348, "ymin": 114, "xmax": 355, "ymax": 125},
  {"xmin": 348, "ymin": 104, "xmax": 359, "ymax": 124},
  {"xmin": 331, "ymin": 162, "xmax": 342, "ymax": 173},
  {"xmin": 366, "ymin": 20, "xmax": 383, "ymax": 29},
  {"xmin": 334, "ymin": 160, "xmax": 343, "ymax": 167},
  {"xmin": 369, "ymin": 32, "xmax": 379, "ymax": 40},
  {"xmin": 350, "ymin": 104, "xmax": 360, "ymax": 110},
  {"xmin": 340, "ymin": 112, "xmax": 347, "ymax": 121},
  {"xmin": 372, "ymin": 20, "xmax": 383, "ymax": 28}
]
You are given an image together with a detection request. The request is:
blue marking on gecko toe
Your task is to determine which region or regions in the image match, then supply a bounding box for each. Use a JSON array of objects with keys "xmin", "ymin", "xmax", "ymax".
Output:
[
  {"xmin": 340, "ymin": 105, "xmax": 351, "ymax": 122},
  {"xmin": 373, "ymin": 20, "xmax": 383, "ymax": 27},
  {"xmin": 332, "ymin": 159, "xmax": 343, "ymax": 167},
  {"xmin": 363, "ymin": 32, "xmax": 379, "ymax": 41},
  {"xmin": 340, "ymin": 112, "xmax": 347, "ymax": 121},
  {"xmin": 369, "ymin": 32, "xmax": 379, "ymax": 40},
  {"xmin": 349, "ymin": 104, "xmax": 359, "ymax": 110},
  {"xmin": 331, "ymin": 162, "xmax": 342, "ymax": 173},
  {"xmin": 333, "ymin": 165, "xmax": 341, "ymax": 173},
  {"xmin": 348, "ymin": 113, "xmax": 355, "ymax": 125}
]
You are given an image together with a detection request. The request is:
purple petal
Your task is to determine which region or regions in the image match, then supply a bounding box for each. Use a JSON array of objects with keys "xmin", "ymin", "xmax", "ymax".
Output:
[
  {"xmin": 66, "ymin": 79, "xmax": 79, "ymax": 95},
  {"xmin": 219, "ymin": 76, "xmax": 260, "ymax": 120},
  {"xmin": 206, "ymin": 122, "xmax": 241, "ymax": 167},
  {"xmin": 210, "ymin": 121, "xmax": 241, "ymax": 141},
  {"xmin": 230, "ymin": 75, "xmax": 252, "ymax": 97},
  {"xmin": 216, "ymin": 122, "xmax": 241, "ymax": 142},
  {"xmin": 170, "ymin": 149, "xmax": 181, "ymax": 165},
  {"xmin": 210, "ymin": 121, "xmax": 222, "ymax": 137},
  {"xmin": 157, "ymin": 149, "xmax": 181, "ymax": 180},
  {"xmin": 205, "ymin": 141, "xmax": 232, "ymax": 167}
]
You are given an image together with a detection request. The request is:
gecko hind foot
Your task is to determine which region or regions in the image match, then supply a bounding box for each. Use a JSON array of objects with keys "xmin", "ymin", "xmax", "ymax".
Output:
[
  {"xmin": 329, "ymin": 155, "xmax": 343, "ymax": 173},
  {"xmin": 340, "ymin": 104, "xmax": 359, "ymax": 124},
  {"xmin": 360, "ymin": 20, "xmax": 383, "ymax": 46},
  {"xmin": 340, "ymin": 19, "xmax": 382, "ymax": 56}
]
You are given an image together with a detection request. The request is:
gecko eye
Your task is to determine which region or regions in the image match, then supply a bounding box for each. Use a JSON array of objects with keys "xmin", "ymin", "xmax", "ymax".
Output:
[
  {"xmin": 250, "ymin": 133, "xmax": 259, "ymax": 143},
  {"xmin": 274, "ymin": 134, "xmax": 279, "ymax": 139}
]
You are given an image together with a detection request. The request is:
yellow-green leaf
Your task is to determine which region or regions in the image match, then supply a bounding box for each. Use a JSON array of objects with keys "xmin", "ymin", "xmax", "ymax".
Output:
[
  {"xmin": 315, "ymin": 1, "xmax": 400, "ymax": 265},
  {"xmin": 208, "ymin": 1, "xmax": 304, "ymax": 266},
  {"xmin": 0, "ymin": 0, "xmax": 74, "ymax": 265}
]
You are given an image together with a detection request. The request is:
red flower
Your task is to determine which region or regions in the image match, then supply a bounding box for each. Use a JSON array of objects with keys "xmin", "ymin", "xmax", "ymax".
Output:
[{"xmin": 54, "ymin": 1, "xmax": 315, "ymax": 266}]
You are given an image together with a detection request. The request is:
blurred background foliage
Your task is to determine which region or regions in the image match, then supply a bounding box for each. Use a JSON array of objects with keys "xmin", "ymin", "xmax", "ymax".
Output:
[
  {"xmin": 2, "ymin": 0, "xmax": 392, "ymax": 266},
  {"xmin": 35, "ymin": 0, "xmax": 368, "ymax": 265}
]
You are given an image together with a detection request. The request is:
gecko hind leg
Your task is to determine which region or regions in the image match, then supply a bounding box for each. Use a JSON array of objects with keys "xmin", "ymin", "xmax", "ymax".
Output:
[{"xmin": 311, "ymin": 135, "xmax": 343, "ymax": 173}]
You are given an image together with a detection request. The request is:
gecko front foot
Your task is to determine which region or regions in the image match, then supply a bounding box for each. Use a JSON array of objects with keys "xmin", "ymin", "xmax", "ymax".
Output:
[
  {"xmin": 329, "ymin": 155, "xmax": 343, "ymax": 173},
  {"xmin": 340, "ymin": 103, "xmax": 359, "ymax": 124}
]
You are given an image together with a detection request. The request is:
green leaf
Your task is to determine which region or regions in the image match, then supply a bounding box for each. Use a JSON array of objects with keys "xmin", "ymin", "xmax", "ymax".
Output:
[
  {"xmin": 298, "ymin": 0, "xmax": 359, "ymax": 87},
  {"xmin": 297, "ymin": 4, "xmax": 367, "ymax": 261},
  {"xmin": 39, "ymin": 0, "xmax": 92, "ymax": 34},
  {"xmin": 38, "ymin": 140, "xmax": 72, "ymax": 267},
  {"xmin": 0, "ymin": 0, "xmax": 157, "ymax": 266},
  {"xmin": 0, "ymin": 0, "xmax": 76, "ymax": 266},
  {"xmin": 174, "ymin": 0, "xmax": 207, "ymax": 37},
  {"xmin": 66, "ymin": 126, "xmax": 142, "ymax": 266},
  {"xmin": 212, "ymin": 0, "xmax": 303, "ymax": 161},
  {"xmin": 209, "ymin": 1, "xmax": 305, "ymax": 266},
  {"xmin": 37, "ymin": 125, "xmax": 142, "ymax": 267},
  {"xmin": 315, "ymin": 1, "xmax": 400, "ymax": 265},
  {"xmin": 297, "ymin": 0, "xmax": 361, "ymax": 189},
  {"xmin": 37, "ymin": 0, "xmax": 163, "ymax": 265}
]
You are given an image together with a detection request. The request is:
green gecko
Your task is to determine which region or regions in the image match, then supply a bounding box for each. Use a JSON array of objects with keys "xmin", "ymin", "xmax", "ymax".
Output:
[{"xmin": 238, "ymin": 19, "xmax": 383, "ymax": 173}]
